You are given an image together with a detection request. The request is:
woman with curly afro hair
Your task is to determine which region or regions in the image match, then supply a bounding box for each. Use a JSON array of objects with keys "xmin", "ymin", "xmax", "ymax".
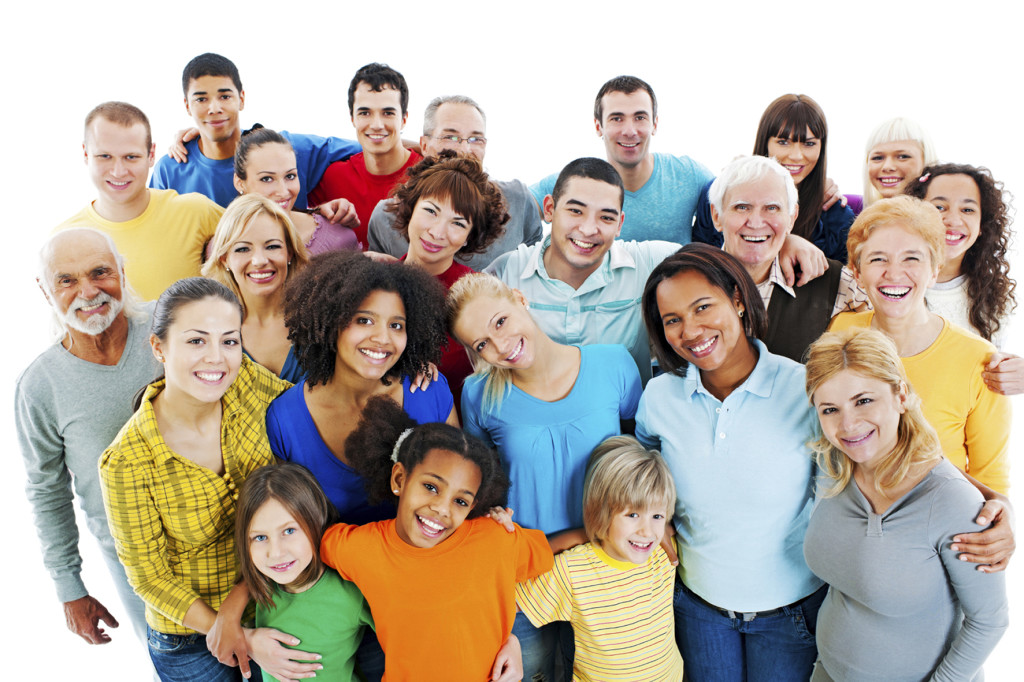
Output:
[
  {"xmin": 386, "ymin": 149, "xmax": 510, "ymax": 413},
  {"xmin": 266, "ymin": 249, "xmax": 456, "ymax": 524}
]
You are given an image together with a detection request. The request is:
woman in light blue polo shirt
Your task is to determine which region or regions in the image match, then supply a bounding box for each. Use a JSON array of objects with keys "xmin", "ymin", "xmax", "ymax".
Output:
[{"xmin": 636, "ymin": 243, "xmax": 824, "ymax": 682}]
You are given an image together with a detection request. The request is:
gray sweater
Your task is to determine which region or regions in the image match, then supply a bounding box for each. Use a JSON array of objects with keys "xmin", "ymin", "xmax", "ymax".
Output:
[
  {"xmin": 15, "ymin": 310, "xmax": 160, "ymax": 602},
  {"xmin": 366, "ymin": 177, "xmax": 543, "ymax": 271},
  {"xmin": 804, "ymin": 459, "xmax": 1008, "ymax": 681}
]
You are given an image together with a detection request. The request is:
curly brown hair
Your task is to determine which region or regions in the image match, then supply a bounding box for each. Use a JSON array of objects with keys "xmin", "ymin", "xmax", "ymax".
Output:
[
  {"xmin": 386, "ymin": 150, "xmax": 509, "ymax": 257},
  {"xmin": 283, "ymin": 251, "xmax": 447, "ymax": 387},
  {"xmin": 905, "ymin": 163, "xmax": 1017, "ymax": 342}
]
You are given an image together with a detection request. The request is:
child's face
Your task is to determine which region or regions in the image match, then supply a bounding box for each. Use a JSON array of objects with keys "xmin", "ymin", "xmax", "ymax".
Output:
[
  {"xmin": 392, "ymin": 448, "xmax": 482, "ymax": 549},
  {"xmin": 248, "ymin": 498, "xmax": 315, "ymax": 591},
  {"xmin": 602, "ymin": 504, "xmax": 668, "ymax": 565}
]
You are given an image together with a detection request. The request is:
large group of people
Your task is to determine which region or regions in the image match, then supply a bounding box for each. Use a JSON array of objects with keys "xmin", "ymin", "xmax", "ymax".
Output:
[{"xmin": 16, "ymin": 51, "xmax": 1018, "ymax": 682}]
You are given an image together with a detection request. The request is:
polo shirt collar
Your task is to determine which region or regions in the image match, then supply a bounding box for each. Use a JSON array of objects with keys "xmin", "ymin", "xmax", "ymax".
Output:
[
  {"xmin": 523, "ymin": 236, "xmax": 639, "ymax": 291},
  {"xmin": 683, "ymin": 338, "xmax": 777, "ymax": 402}
]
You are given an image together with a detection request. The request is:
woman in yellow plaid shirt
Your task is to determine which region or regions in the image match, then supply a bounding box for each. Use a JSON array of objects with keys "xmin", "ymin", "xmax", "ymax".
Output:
[{"xmin": 99, "ymin": 277, "xmax": 302, "ymax": 682}]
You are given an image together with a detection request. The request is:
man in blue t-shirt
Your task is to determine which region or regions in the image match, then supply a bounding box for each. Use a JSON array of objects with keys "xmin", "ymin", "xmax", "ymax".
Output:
[
  {"xmin": 530, "ymin": 76, "xmax": 713, "ymax": 244},
  {"xmin": 149, "ymin": 52, "xmax": 361, "ymax": 209}
]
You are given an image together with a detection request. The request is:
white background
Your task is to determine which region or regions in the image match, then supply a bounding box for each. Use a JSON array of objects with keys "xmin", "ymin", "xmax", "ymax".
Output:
[{"xmin": 2, "ymin": 0, "xmax": 1020, "ymax": 678}]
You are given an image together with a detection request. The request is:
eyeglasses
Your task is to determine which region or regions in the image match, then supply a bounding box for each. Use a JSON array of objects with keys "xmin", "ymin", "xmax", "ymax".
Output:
[{"xmin": 432, "ymin": 134, "xmax": 487, "ymax": 147}]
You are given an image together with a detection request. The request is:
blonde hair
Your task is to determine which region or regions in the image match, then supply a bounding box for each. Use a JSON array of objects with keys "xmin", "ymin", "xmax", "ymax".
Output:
[
  {"xmin": 201, "ymin": 194, "xmax": 310, "ymax": 317},
  {"xmin": 863, "ymin": 117, "xmax": 938, "ymax": 207},
  {"xmin": 805, "ymin": 328, "xmax": 941, "ymax": 498},
  {"xmin": 445, "ymin": 272, "xmax": 524, "ymax": 411},
  {"xmin": 846, "ymin": 195, "xmax": 945, "ymax": 274},
  {"xmin": 582, "ymin": 436, "xmax": 676, "ymax": 546}
]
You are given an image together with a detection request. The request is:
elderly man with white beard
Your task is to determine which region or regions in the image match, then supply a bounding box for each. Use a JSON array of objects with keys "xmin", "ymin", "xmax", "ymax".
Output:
[{"xmin": 15, "ymin": 228, "xmax": 160, "ymax": 649}]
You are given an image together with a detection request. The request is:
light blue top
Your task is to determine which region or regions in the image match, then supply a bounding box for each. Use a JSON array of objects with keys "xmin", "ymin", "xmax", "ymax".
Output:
[
  {"xmin": 636, "ymin": 339, "xmax": 822, "ymax": 612},
  {"xmin": 529, "ymin": 152, "xmax": 713, "ymax": 243},
  {"xmin": 150, "ymin": 131, "xmax": 360, "ymax": 209},
  {"xmin": 485, "ymin": 237, "xmax": 678, "ymax": 385},
  {"xmin": 462, "ymin": 344, "xmax": 641, "ymax": 536}
]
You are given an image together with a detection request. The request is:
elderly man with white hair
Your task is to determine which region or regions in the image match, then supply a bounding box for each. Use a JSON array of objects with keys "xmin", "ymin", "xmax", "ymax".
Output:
[
  {"xmin": 708, "ymin": 155, "xmax": 867, "ymax": 362},
  {"xmin": 15, "ymin": 228, "xmax": 160, "ymax": 648}
]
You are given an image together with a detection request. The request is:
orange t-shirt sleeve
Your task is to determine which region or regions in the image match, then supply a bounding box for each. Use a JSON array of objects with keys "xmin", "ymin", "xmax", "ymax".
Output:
[
  {"xmin": 514, "ymin": 525, "xmax": 555, "ymax": 582},
  {"xmin": 320, "ymin": 522, "xmax": 360, "ymax": 582}
]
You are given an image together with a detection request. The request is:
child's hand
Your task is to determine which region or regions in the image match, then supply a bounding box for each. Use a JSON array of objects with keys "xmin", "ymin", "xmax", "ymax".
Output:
[
  {"xmin": 488, "ymin": 506, "xmax": 516, "ymax": 532},
  {"xmin": 408, "ymin": 362, "xmax": 440, "ymax": 393},
  {"xmin": 490, "ymin": 634, "xmax": 523, "ymax": 682},
  {"xmin": 245, "ymin": 628, "xmax": 323, "ymax": 681}
]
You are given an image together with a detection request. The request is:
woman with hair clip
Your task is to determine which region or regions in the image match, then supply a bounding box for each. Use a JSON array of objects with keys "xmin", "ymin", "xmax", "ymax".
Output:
[
  {"xmin": 803, "ymin": 328, "xmax": 1008, "ymax": 681},
  {"xmin": 694, "ymin": 93, "xmax": 855, "ymax": 265},
  {"xmin": 448, "ymin": 271, "xmax": 642, "ymax": 681},
  {"xmin": 233, "ymin": 126, "xmax": 361, "ymax": 254},
  {"xmin": 202, "ymin": 194, "xmax": 310, "ymax": 382},
  {"xmin": 98, "ymin": 277, "xmax": 315, "ymax": 682},
  {"xmin": 388, "ymin": 150, "xmax": 509, "ymax": 412}
]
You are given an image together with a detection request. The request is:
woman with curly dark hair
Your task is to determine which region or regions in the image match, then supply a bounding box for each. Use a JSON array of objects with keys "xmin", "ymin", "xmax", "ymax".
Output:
[
  {"xmin": 387, "ymin": 149, "xmax": 510, "ymax": 412},
  {"xmin": 266, "ymin": 250, "xmax": 455, "ymax": 524},
  {"xmin": 904, "ymin": 163, "xmax": 1016, "ymax": 347}
]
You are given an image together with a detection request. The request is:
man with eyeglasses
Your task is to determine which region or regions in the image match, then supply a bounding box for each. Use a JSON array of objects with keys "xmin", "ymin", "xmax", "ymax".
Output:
[
  {"xmin": 367, "ymin": 95, "xmax": 543, "ymax": 269},
  {"xmin": 308, "ymin": 63, "xmax": 423, "ymax": 248}
]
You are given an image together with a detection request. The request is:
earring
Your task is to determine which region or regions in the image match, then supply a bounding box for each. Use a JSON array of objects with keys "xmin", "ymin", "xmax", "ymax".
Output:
[
  {"xmin": 392, "ymin": 489, "xmax": 399, "ymax": 494},
  {"xmin": 156, "ymin": 354, "xmax": 165, "ymax": 362},
  {"xmin": 738, "ymin": 309, "xmax": 744, "ymax": 318},
  {"xmin": 225, "ymin": 267, "xmax": 231, "ymax": 273}
]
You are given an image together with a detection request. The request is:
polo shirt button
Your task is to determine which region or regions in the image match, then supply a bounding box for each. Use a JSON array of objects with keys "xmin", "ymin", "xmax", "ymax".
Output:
[{"xmin": 719, "ymin": 433, "xmax": 726, "ymax": 439}]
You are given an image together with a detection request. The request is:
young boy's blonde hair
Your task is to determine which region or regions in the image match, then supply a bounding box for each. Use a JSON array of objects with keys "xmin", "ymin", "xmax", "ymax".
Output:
[{"xmin": 582, "ymin": 436, "xmax": 676, "ymax": 546}]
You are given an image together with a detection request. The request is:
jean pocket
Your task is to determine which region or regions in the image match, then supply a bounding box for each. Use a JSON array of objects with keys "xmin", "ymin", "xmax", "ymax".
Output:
[{"xmin": 147, "ymin": 628, "xmax": 193, "ymax": 654}]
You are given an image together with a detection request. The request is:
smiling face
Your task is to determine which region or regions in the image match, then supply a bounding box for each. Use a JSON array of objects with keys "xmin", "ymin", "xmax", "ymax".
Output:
[
  {"xmin": 712, "ymin": 174, "xmax": 795, "ymax": 281},
  {"xmin": 391, "ymin": 448, "xmax": 481, "ymax": 548},
  {"xmin": 185, "ymin": 75, "xmax": 245, "ymax": 145},
  {"xmin": 595, "ymin": 90, "xmax": 657, "ymax": 170},
  {"xmin": 453, "ymin": 291, "xmax": 536, "ymax": 370},
  {"xmin": 84, "ymin": 118, "xmax": 156, "ymax": 210},
  {"xmin": 422, "ymin": 102, "xmax": 487, "ymax": 163},
  {"xmin": 923, "ymin": 174, "xmax": 982, "ymax": 277},
  {"xmin": 247, "ymin": 497, "xmax": 315, "ymax": 591},
  {"xmin": 655, "ymin": 270, "xmax": 755, "ymax": 379},
  {"xmin": 223, "ymin": 213, "xmax": 291, "ymax": 303},
  {"xmin": 335, "ymin": 290, "xmax": 407, "ymax": 382},
  {"xmin": 853, "ymin": 224, "xmax": 939, "ymax": 323},
  {"xmin": 43, "ymin": 230, "xmax": 126, "ymax": 337},
  {"xmin": 543, "ymin": 177, "xmax": 623, "ymax": 287},
  {"xmin": 813, "ymin": 369, "xmax": 906, "ymax": 471},
  {"xmin": 867, "ymin": 140, "xmax": 925, "ymax": 198},
  {"xmin": 234, "ymin": 143, "xmax": 300, "ymax": 212},
  {"xmin": 766, "ymin": 127, "xmax": 820, "ymax": 186},
  {"xmin": 602, "ymin": 505, "xmax": 668, "ymax": 564},
  {"xmin": 405, "ymin": 195, "xmax": 472, "ymax": 275},
  {"xmin": 351, "ymin": 83, "xmax": 407, "ymax": 156},
  {"xmin": 151, "ymin": 297, "xmax": 243, "ymax": 406}
]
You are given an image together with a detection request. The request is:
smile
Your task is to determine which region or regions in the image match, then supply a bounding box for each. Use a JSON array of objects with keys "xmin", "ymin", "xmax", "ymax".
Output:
[
  {"xmin": 506, "ymin": 338, "xmax": 524, "ymax": 362},
  {"xmin": 418, "ymin": 238, "xmax": 444, "ymax": 254},
  {"xmin": 840, "ymin": 429, "xmax": 874, "ymax": 446},
  {"xmin": 878, "ymin": 176, "xmax": 903, "ymax": 187},
  {"xmin": 359, "ymin": 348, "xmax": 391, "ymax": 361},
  {"xmin": 628, "ymin": 540, "xmax": 654, "ymax": 551},
  {"xmin": 195, "ymin": 371, "xmax": 225, "ymax": 383},
  {"xmin": 618, "ymin": 142, "xmax": 639, "ymax": 148},
  {"xmin": 247, "ymin": 270, "xmax": 276, "ymax": 282},
  {"xmin": 416, "ymin": 515, "xmax": 446, "ymax": 538},
  {"xmin": 107, "ymin": 180, "xmax": 130, "ymax": 188},
  {"xmin": 878, "ymin": 286, "xmax": 910, "ymax": 300},
  {"xmin": 269, "ymin": 560, "xmax": 296, "ymax": 572},
  {"xmin": 782, "ymin": 164, "xmax": 804, "ymax": 175},
  {"xmin": 77, "ymin": 301, "xmax": 106, "ymax": 313},
  {"xmin": 945, "ymin": 231, "xmax": 968, "ymax": 245},
  {"xmin": 687, "ymin": 337, "xmax": 717, "ymax": 357},
  {"xmin": 569, "ymin": 237, "xmax": 598, "ymax": 252},
  {"xmin": 741, "ymin": 234, "xmax": 769, "ymax": 243}
]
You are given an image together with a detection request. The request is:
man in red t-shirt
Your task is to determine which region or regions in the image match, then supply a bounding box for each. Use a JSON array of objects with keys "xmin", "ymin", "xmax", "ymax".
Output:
[{"xmin": 308, "ymin": 63, "xmax": 422, "ymax": 247}]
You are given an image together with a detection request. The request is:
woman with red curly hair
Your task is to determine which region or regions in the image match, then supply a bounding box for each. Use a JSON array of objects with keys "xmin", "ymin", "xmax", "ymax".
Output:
[{"xmin": 386, "ymin": 150, "xmax": 510, "ymax": 411}]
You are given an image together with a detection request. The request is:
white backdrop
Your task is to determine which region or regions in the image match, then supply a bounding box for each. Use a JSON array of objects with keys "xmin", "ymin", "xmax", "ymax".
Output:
[{"xmin": 2, "ymin": 1, "xmax": 1020, "ymax": 679}]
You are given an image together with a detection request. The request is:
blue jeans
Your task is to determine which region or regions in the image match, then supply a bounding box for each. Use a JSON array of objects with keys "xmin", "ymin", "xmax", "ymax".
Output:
[
  {"xmin": 511, "ymin": 612, "xmax": 574, "ymax": 682},
  {"xmin": 674, "ymin": 581, "xmax": 825, "ymax": 682},
  {"xmin": 147, "ymin": 627, "xmax": 251, "ymax": 682}
]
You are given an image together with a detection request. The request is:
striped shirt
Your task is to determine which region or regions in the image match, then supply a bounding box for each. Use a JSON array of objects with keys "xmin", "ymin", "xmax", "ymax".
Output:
[
  {"xmin": 516, "ymin": 542, "xmax": 683, "ymax": 681},
  {"xmin": 99, "ymin": 356, "xmax": 290, "ymax": 634}
]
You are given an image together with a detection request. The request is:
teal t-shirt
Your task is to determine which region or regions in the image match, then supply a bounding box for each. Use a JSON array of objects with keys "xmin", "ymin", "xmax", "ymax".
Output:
[{"xmin": 255, "ymin": 569, "xmax": 374, "ymax": 682}]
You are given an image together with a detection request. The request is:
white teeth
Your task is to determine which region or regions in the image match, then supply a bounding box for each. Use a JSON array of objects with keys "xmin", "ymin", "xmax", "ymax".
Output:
[
  {"xmin": 196, "ymin": 372, "xmax": 224, "ymax": 382},
  {"xmin": 79, "ymin": 302, "xmax": 103, "ymax": 312},
  {"xmin": 569, "ymin": 238, "xmax": 596, "ymax": 250},
  {"xmin": 689, "ymin": 338, "xmax": 714, "ymax": 353},
  {"xmin": 879, "ymin": 286, "xmax": 910, "ymax": 298},
  {"xmin": 629, "ymin": 540, "xmax": 653, "ymax": 549},
  {"xmin": 842, "ymin": 430, "xmax": 873, "ymax": 445},
  {"xmin": 945, "ymin": 232, "xmax": 966, "ymax": 243},
  {"xmin": 506, "ymin": 339, "xmax": 523, "ymax": 362},
  {"xmin": 619, "ymin": 142, "xmax": 639, "ymax": 148},
  {"xmin": 879, "ymin": 178, "xmax": 901, "ymax": 186},
  {"xmin": 360, "ymin": 348, "xmax": 387, "ymax": 360},
  {"xmin": 109, "ymin": 181, "xmax": 128, "ymax": 187},
  {"xmin": 742, "ymin": 235, "xmax": 769, "ymax": 243},
  {"xmin": 418, "ymin": 516, "xmax": 444, "ymax": 532},
  {"xmin": 248, "ymin": 272, "xmax": 274, "ymax": 280}
]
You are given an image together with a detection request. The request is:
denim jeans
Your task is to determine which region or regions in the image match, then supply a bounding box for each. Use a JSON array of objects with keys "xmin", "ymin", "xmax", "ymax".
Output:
[
  {"xmin": 511, "ymin": 612, "xmax": 575, "ymax": 682},
  {"xmin": 674, "ymin": 580, "xmax": 825, "ymax": 682},
  {"xmin": 147, "ymin": 627, "xmax": 249, "ymax": 682}
]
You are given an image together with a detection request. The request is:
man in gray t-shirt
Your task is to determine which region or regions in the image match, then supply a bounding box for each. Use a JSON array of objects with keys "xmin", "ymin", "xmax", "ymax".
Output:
[
  {"xmin": 368, "ymin": 95, "xmax": 543, "ymax": 270},
  {"xmin": 15, "ymin": 229, "xmax": 160, "ymax": 649}
]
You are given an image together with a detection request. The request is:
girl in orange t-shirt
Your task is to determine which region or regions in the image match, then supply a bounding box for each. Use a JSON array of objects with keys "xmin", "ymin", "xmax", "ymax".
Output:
[{"xmin": 321, "ymin": 396, "xmax": 553, "ymax": 682}]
